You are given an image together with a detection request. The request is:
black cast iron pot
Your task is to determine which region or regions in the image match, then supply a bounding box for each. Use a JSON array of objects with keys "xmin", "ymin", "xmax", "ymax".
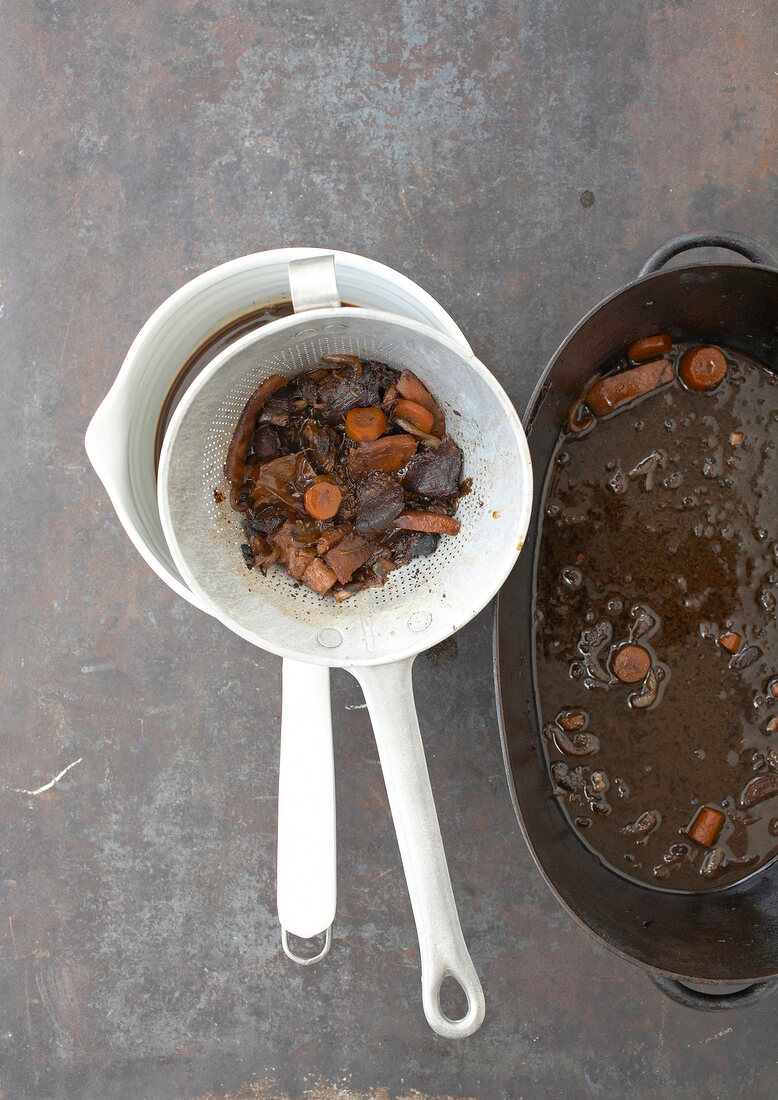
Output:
[{"xmin": 495, "ymin": 230, "xmax": 778, "ymax": 1010}]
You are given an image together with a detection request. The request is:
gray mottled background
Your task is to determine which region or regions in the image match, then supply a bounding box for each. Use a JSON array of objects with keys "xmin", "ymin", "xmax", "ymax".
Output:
[{"xmin": 1, "ymin": 2, "xmax": 776, "ymax": 1098}]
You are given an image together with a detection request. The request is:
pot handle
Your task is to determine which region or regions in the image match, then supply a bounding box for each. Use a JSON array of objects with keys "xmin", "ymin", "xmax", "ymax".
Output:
[
  {"xmin": 648, "ymin": 972, "xmax": 777, "ymax": 1011},
  {"xmin": 277, "ymin": 659, "xmax": 336, "ymax": 962},
  {"xmin": 638, "ymin": 230, "xmax": 778, "ymax": 278},
  {"xmin": 351, "ymin": 657, "xmax": 486, "ymax": 1039}
]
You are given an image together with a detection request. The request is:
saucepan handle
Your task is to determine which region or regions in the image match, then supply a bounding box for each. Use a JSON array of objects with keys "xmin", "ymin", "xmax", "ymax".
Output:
[
  {"xmin": 648, "ymin": 972, "xmax": 777, "ymax": 1011},
  {"xmin": 276, "ymin": 258, "xmax": 341, "ymax": 965},
  {"xmin": 277, "ymin": 659, "xmax": 336, "ymax": 963},
  {"xmin": 351, "ymin": 657, "xmax": 485, "ymax": 1039},
  {"xmin": 638, "ymin": 230, "xmax": 778, "ymax": 278}
]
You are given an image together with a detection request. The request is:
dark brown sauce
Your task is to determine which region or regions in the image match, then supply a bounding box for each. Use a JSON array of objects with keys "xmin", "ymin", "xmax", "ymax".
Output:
[
  {"xmin": 154, "ymin": 302, "xmax": 296, "ymax": 472},
  {"xmin": 534, "ymin": 342, "xmax": 778, "ymax": 892}
]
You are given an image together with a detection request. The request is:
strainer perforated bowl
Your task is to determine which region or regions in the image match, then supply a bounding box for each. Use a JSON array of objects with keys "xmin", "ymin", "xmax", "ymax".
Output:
[{"xmin": 158, "ymin": 305, "xmax": 533, "ymax": 1038}]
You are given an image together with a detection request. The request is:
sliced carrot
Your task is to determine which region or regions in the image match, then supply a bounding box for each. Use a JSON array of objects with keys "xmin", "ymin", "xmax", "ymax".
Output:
[
  {"xmin": 679, "ymin": 346, "xmax": 728, "ymax": 391},
  {"xmin": 717, "ymin": 631, "xmax": 741, "ymax": 654},
  {"xmin": 688, "ymin": 806, "xmax": 726, "ymax": 848},
  {"xmin": 587, "ymin": 359, "xmax": 674, "ymax": 417},
  {"xmin": 397, "ymin": 369, "xmax": 446, "ymax": 434},
  {"xmin": 739, "ymin": 775, "xmax": 778, "ymax": 809},
  {"xmin": 344, "ymin": 406, "xmax": 388, "ymax": 442},
  {"xmin": 611, "ymin": 644, "xmax": 652, "ymax": 684},
  {"xmin": 304, "ymin": 481, "xmax": 342, "ymax": 520},
  {"xmin": 627, "ymin": 334, "xmax": 672, "ymax": 362},
  {"xmin": 393, "ymin": 511, "xmax": 460, "ymax": 535},
  {"xmin": 394, "ymin": 399, "xmax": 435, "ymax": 434}
]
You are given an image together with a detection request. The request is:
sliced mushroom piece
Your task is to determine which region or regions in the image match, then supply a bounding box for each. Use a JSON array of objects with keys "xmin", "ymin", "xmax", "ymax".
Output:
[
  {"xmin": 354, "ymin": 472, "xmax": 404, "ymax": 534},
  {"xmin": 739, "ymin": 775, "xmax": 778, "ymax": 809},
  {"xmin": 550, "ymin": 761, "xmax": 583, "ymax": 794},
  {"xmin": 628, "ymin": 604, "xmax": 658, "ymax": 642},
  {"xmin": 699, "ymin": 847, "xmax": 726, "ymax": 878},
  {"xmin": 225, "ymin": 374, "xmax": 288, "ymax": 484},
  {"xmin": 629, "ymin": 666, "xmax": 659, "ymax": 709},
  {"xmin": 394, "ymin": 419, "xmax": 443, "ymax": 445},
  {"xmin": 557, "ymin": 709, "xmax": 587, "ymax": 732},
  {"xmin": 729, "ymin": 645, "xmax": 762, "ymax": 671},
  {"xmin": 552, "ymin": 727, "xmax": 600, "ymax": 756},
  {"xmin": 567, "ymin": 397, "xmax": 594, "ymax": 435},
  {"xmin": 619, "ymin": 810, "xmax": 660, "ymax": 837}
]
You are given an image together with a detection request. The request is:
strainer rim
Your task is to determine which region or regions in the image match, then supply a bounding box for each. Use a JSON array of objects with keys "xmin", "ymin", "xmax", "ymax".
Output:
[{"xmin": 158, "ymin": 307, "xmax": 533, "ymax": 666}]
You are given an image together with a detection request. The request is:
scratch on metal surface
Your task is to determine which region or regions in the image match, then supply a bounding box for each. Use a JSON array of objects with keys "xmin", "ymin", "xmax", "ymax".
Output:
[
  {"xmin": 193, "ymin": 1084, "xmax": 479, "ymax": 1100},
  {"xmin": 345, "ymin": 703, "xmax": 367, "ymax": 710},
  {"xmin": 56, "ymin": 301, "xmax": 76, "ymax": 372},
  {"xmin": 81, "ymin": 662, "xmax": 113, "ymax": 673},
  {"xmin": 22, "ymin": 966, "xmax": 32, "ymax": 1039},
  {"xmin": 657, "ymin": 995, "xmax": 667, "ymax": 1051},
  {"xmin": 702, "ymin": 1026, "xmax": 733, "ymax": 1043},
  {"xmin": 8, "ymin": 916, "xmax": 18, "ymax": 958},
  {"xmin": 13, "ymin": 758, "xmax": 83, "ymax": 795}
]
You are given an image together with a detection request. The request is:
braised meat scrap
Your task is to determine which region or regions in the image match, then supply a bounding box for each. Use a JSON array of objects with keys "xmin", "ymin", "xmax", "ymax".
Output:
[{"xmin": 223, "ymin": 356, "xmax": 463, "ymax": 599}]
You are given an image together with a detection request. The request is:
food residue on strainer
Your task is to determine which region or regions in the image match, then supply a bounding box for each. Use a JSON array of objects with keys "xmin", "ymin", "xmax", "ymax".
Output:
[{"xmin": 222, "ymin": 355, "xmax": 466, "ymax": 601}]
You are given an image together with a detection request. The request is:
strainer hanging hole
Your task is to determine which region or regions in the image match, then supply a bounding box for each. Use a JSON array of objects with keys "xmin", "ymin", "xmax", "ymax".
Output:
[{"xmin": 409, "ymin": 610, "xmax": 433, "ymax": 632}]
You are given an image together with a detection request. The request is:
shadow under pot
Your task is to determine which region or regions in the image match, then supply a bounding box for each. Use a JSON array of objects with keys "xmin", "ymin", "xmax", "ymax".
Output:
[{"xmin": 495, "ymin": 229, "xmax": 778, "ymax": 1011}]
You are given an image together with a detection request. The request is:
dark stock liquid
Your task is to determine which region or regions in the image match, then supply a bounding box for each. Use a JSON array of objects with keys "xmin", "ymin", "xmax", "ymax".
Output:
[
  {"xmin": 154, "ymin": 302, "xmax": 295, "ymax": 471},
  {"xmin": 534, "ymin": 343, "xmax": 778, "ymax": 892}
]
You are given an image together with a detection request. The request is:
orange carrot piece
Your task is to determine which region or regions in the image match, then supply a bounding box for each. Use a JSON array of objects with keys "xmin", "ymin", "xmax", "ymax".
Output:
[
  {"xmin": 586, "ymin": 359, "xmax": 674, "ymax": 417},
  {"xmin": 688, "ymin": 806, "xmax": 726, "ymax": 848},
  {"xmin": 304, "ymin": 481, "xmax": 342, "ymax": 520},
  {"xmin": 679, "ymin": 346, "xmax": 728, "ymax": 391},
  {"xmin": 345, "ymin": 406, "xmax": 388, "ymax": 442},
  {"xmin": 393, "ymin": 511, "xmax": 460, "ymax": 535},
  {"xmin": 396, "ymin": 370, "xmax": 446, "ymax": 434},
  {"xmin": 717, "ymin": 631, "xmax": 741, "ymax": 654},
  {"xmin": 611, "ymin": 644, "xmax": 652, "ymax": 684},
  {"xmin": 394, "ymin": 399, "xmax": 435, "ymax": 435},
  {"xmin": 627, "ymin": 334, "xmax": 672, "ymax": 362}
]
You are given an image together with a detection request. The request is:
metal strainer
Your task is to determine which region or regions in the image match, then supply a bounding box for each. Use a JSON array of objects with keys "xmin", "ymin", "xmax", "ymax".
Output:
[{"xmin": 157, "ymin": 263, "xmax": 533, "ymax": 1038}]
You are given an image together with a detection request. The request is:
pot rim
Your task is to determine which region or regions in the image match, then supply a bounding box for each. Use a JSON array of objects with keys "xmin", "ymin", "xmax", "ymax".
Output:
[
  {"xmin": 494, "ymin": 235, "xmax": 778, "ymax": 988},
  {"xmin": 524, "ymin": 253, "xmax": 778, "ymax": 435}
]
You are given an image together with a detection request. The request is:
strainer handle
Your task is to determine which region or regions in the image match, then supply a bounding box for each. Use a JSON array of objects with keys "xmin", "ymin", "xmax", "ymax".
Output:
[
  {"xmin": 352, "ymin": 657, "xmax": 485, "ymax": 1039},
  {"xmin": 277, "ymin": 659, "xmax": 336, "ymax": 956}
]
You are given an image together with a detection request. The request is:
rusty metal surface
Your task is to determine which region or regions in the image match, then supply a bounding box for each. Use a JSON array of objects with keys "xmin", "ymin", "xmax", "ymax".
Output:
[{"xmin": 1, "ymin": 2, "xmax": 776, "ymax": 1097}]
